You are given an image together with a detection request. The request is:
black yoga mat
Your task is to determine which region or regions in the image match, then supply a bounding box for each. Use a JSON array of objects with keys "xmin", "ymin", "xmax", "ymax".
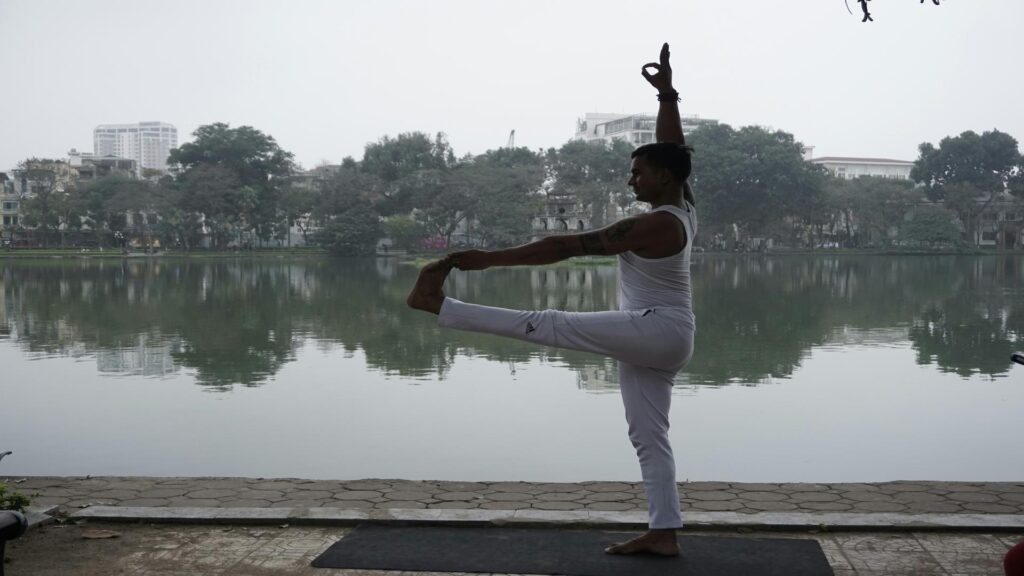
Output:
[{"xmin": 311, "ymin": 525, "xmax": 834, "ymax": 576}]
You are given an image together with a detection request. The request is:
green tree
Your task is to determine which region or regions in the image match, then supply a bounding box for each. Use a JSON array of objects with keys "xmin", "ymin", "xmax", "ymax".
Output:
[
  {"xmin": 282, "ymin": 184, "xmax": 317, "ymax": 246},
  {"xmin": 151, "ymin": 177, "xmax": 204, "ymax": 250},
  {"xmin": 823, "ymin": 178, "xmax": 857, "ymax": 246},
  {"xmin": 900, "ymin": 204, "xmax": 962, "ymax": 247},
  {"xmin": 790, "ymin": 167, "xmax": 834, "ymax": 248},
  {"xmin": 14, "ymin": 158, "xmax": 74, "ymax": 247},
  {"xmin": 547, "ymin": 140, "xmax": 634, "ymax": 228},
  {"xmin": 308, "ymin": 158, "xmax": 387, "ymax": 254},
  {"xmin": 466, "ymin": 147, "xmax": 546, "ymax": 247},
  {"xmin": 168, "ymin": 123, "xmax": 295, "ymax": 246},
  {"xmin": 315, "ymin": 158, "xmax": 378, "ymax": 215},
  {"xmin": 382, "ymin": 214, "xmax": 427, "ymax": 251},
  {"xmin": 361, "ymin": 132, "xmax": 455, "ymax": 216},
  {"xmin": 169, "ymin": 123, "xmax": 295, "ymax": 188},
  {"xmin": 412, "ymin": 168, "xmax": 473, "ymax": 247},
  {"xmin": 107, "ymin": 178, "xmax": 158, "ymax": 250},
  {"xmin": 315, "ymin": 204, "xmax": 382, "ymax": 256},
  {"xmin": 911, "ymin": 129, "xmax": 1023, "ymax": 241},
  {"xmin": 177, "ymin": 164, "xmax": 244, "ymax": 249},
  {"xmin": 827, "ymin": 177, "xmax": 922, "ymax": 247},
  {"xmin": 688, "ymin": 124, "xmax": 825, "ymax": 245},
  {"xmin": 857, "ymin": 178, "xmax": 922, "ymax": 248},
  {"xmin": 75, "ymin": 173, "xmax": 159, "ymax": 248},
  {"xmin": 76, "ymin": 173, "xmax": 128, "ymax": 247}
]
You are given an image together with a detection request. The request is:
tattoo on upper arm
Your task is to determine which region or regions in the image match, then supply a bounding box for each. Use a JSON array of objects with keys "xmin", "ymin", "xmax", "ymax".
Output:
[
  {"xmin": 607, "ymin": 220, "xmax": 635, "ymax": 243},
  {"xmin": 578, "ymin": 232, "xmax": 604, "ymax": 255}
]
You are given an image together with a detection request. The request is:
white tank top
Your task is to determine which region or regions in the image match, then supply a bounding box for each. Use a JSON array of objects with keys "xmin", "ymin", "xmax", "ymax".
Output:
[{"xmin": 617, "ymin": 202, "xmax": 697, "ymax": 312}]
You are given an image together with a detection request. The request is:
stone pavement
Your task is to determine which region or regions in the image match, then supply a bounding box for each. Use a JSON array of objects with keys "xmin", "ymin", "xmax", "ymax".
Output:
[
  {"xmin": 9, "ymin": 476, "xmax": 1024, "ymax": 516},
  {"xmin": 5, "ymin": 521, "xmax": 1023, "ymax": 576},
  {"xmin": 4, "ymin": 477, "xmax": 1024, "ymax": 575}
]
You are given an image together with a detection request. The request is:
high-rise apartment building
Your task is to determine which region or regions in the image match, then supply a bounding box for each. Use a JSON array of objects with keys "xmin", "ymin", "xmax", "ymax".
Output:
[{"xmin": 93, "ymin": 122, "xmax": 177, "ymax": 176}]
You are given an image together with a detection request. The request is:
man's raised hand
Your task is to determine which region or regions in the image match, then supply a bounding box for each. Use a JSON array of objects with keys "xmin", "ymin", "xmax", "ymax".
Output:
[{"xmin": 642, "ymin": 42, "xmax": 674, "ymax": 94}]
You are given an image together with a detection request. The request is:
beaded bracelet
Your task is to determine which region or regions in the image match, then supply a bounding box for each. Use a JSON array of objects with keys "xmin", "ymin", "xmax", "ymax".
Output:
[{"xmin": 657, "ymin": 91, "xmax": 680, "ymax": 102}]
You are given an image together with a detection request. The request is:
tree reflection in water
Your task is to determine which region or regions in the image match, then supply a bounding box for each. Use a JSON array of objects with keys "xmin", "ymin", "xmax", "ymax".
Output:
[{"xmin": 1, "ymin": 255, "xmax": 1021, "ymax": 389}]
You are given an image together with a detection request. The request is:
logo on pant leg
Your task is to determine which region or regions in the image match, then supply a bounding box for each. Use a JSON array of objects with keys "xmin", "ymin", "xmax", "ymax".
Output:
[{"xmin": 526, "ymin": 322, "xmax": 536, "ymax": 335}]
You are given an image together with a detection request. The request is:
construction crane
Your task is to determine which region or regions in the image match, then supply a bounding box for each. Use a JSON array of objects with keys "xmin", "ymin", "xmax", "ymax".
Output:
[{"xmin": 507, "ymin": 129, "xmax": 515, "ymax": 148}]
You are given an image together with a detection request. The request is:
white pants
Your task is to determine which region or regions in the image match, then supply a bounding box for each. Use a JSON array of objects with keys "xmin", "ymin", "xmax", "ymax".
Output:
[{"xmin": 437, "ymin": 297, "xmax": 695, "ymax": 529}]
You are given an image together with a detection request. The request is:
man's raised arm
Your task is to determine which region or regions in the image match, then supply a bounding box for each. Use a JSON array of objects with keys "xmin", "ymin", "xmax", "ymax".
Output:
[
  {"xmin": 644, "ymin": 42, "xmax": 694, "ymax": 204},
  {"xmin": 642, "ymin": 43, "xmax": 685, "ymax": 145}
]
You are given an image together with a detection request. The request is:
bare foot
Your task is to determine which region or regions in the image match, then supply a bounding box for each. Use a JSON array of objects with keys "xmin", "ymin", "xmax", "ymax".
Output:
[
  {"xmin": 604, "ymin": 529, "xmax": 680, "ymax": 556},
  {"xmin": 406, "ymin": 258, "xmax": 452, "ymax": 314}
]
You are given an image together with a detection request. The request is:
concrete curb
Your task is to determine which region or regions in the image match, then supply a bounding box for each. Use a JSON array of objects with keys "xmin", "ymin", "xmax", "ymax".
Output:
[{"xmin": 70, "ymin": 505, "xmax": 1024, "ymax": 533}]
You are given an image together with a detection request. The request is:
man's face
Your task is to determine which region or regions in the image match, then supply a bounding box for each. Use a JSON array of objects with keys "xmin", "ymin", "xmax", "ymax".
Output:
[{"xmin": 628, "ymin": 156, "xmax": 662, "ymax": 202}]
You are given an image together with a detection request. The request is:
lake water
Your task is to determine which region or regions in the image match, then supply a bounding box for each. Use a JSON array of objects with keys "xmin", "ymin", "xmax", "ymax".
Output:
[{"xmin": 1, "ymin": 255, "xmax": 1022, "ymax": 483}]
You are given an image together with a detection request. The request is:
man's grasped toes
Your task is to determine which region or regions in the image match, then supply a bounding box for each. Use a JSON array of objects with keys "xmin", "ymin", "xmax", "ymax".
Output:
[{"xmin": 406, "ymin": 259, "xmax": 453, "ymax": 314}]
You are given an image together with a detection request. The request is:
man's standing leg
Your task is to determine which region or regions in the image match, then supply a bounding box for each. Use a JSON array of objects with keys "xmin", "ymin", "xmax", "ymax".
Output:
[{"xmin": 605, "ymin": 362, "xmax": 682, "ymax": 555}]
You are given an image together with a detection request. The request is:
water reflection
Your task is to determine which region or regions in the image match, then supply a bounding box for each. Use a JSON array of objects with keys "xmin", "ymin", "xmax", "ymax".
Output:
[{"xmin": 2, "ymin": 255, "xmax": 1022, "ymax": 389}]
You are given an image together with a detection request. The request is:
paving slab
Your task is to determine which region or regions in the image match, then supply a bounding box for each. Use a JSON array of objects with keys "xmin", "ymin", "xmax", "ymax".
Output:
[
  {"xmin": 8, "ymin": 475, "xmax": 1024, "ymax": 529},
  {"xmin": 479, "ymin": 501, "xmax": 532, "ymax": 510},
  {"xmin": 73, "ymin": 506, "xmax": 294, "ymax": 524},
  {"xmin": 24, "ymin": 505, "xmax": 59, "ymax": 528}
]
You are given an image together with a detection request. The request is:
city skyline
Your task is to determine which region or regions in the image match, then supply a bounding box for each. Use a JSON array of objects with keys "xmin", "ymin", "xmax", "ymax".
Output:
[{"xmin": 1, "ymin": 0, "xmax": 1022, "ymax": 172}]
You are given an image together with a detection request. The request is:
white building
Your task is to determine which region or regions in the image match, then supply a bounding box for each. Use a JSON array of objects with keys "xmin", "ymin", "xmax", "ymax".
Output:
[
  {"xmin": 1, "ymin": 172, "xmax": 18, "ymax": 231},
  {"xmin": 809, "ymin": 156, "xmax": 914, "ymax": 181},
  {"xmin": 94, "ymin": 122, "xmax": 178, "ymax": 176},
  {"xmin": 574, "ymin": 113, "xmax": 718, "ymax": 146}
]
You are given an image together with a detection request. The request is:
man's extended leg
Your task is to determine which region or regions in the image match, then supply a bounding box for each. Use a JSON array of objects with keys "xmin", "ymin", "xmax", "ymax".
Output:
[
  {"xmin": 605, "ymin": 362, "xmax": 681, "ymax": 556},
  {"xmin": 435, "ymin": 297, "xmax": 685, "ymax": 370},
  {"xmin": 410, "ymin": 262, "xmax": 692, "ymax": 370}
]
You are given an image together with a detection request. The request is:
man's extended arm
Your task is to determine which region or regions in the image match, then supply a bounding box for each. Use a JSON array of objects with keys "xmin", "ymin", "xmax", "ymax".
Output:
[{"xmin": 448, "ymin": 215, "xmax": 675, "ymax": 270}]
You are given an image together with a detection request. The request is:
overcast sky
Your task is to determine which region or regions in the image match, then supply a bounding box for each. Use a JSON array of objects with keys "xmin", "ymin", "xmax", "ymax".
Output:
[{"xmin": 1, "ymin": 0, "xmax": 1022, "ymax": 172}]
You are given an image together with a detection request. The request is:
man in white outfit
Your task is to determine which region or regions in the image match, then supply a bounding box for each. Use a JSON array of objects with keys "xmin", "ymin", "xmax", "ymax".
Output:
[{"xmin": 407, "ymin": 43, "xmax": 694, "ymax": 556}]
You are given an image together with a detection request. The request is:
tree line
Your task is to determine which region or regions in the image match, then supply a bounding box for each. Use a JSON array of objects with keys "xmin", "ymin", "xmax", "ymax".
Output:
[{"xmin": 9, "ymin": 121, "xmax": 1023, "ymax": 253}]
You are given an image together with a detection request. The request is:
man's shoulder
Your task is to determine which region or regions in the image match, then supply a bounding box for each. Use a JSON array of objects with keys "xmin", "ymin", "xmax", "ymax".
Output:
[
  {"xmin": 623, "ymin": 210, "xmax": 686, "ymax": 249},
  {"xmin": 641, "ymin": 208, "xmax": 687, "ymax": 228}
]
